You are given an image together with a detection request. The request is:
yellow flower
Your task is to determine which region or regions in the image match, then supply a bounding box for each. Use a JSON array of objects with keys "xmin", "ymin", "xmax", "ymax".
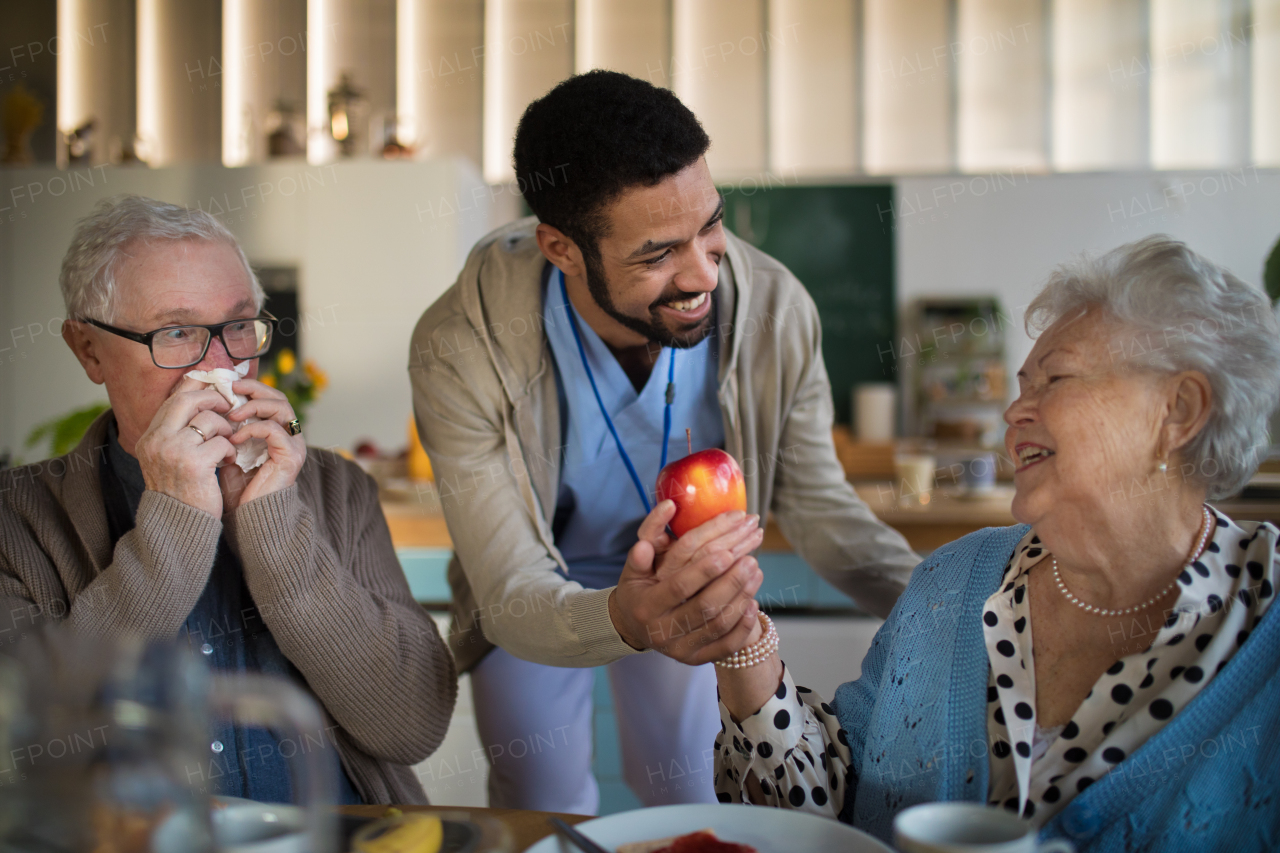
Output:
[
  {"xmin": 261, "ymin": 374, "xmax": 277, "ymax": 388},
  {"xmin": 304, "ymin": 360, "xmax": 329, "ymax": 392},
  {"xmin": 276, "ymin": 349, "xmax": 297, "ymax": 375}
]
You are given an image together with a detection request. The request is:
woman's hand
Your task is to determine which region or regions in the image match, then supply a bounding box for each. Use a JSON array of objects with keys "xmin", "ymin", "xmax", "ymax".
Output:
[
  {"xmin": 220, "ymin": 378, "xmax": 307, "ymax": 512},
  {"xmin": 716, "ymin": 628, "xmax": 784, "ymax": 723},
  {"xmin": 713, "ymin": 606, "xmax": 785, "ymax": 724}
]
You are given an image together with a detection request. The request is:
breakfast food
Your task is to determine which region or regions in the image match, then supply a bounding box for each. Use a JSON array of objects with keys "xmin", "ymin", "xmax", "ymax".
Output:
[
  {"xmin": 352, "ymin": 813, "xmax": 443, "ymax": 853},
  {"xmin": 618, "ymin": 829, "xmax": 758, "ymax": 853}
]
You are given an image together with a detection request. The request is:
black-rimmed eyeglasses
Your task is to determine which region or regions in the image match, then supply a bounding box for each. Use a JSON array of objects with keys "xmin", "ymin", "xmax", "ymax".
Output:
[{"xmin": 81, "ymin": 313, "xmax": 277, "ymax": 369}]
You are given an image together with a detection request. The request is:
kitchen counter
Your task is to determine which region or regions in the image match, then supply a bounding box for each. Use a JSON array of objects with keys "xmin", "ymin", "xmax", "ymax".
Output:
[
  {"xmin": 846, "ymin": 484, "xmax": 1018, "ymax": 552},
  {"xmin": 385, "ymin": 482, "xmax": 1020, "ymax": 554},
  {"xmin": 384, "ymin": 485, "xmax": 1280, "ymax": 555},
  {"xmin": 381, "ymin": 499, "xmax": 452, "ymax": 549}
]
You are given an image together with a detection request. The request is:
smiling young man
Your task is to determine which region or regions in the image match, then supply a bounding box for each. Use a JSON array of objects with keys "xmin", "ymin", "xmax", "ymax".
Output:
[{"xmin": 409, "ymin": 71, "xmax": 918, "ymax": 812}]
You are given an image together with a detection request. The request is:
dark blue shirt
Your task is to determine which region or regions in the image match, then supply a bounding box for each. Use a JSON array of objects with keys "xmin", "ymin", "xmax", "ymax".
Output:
[{"xmin": 99, "ymin": 421, "xmax": 362, "ymax": 805}]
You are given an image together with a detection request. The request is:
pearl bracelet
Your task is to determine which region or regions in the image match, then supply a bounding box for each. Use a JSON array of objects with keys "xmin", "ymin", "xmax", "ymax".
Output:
[{"xmin": 714, "ymin": 613, "xmax": 779, "ymax": 669}]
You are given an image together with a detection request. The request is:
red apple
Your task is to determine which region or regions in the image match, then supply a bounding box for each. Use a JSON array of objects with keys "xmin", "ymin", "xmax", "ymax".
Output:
[{"xmin": 656, "ymin": 447, "xmax": 748, "ymax": 537}]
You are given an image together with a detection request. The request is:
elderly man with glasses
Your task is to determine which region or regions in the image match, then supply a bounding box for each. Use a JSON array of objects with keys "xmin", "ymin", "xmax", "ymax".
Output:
[{"xmin": 0, "ymin": 195, "xmax": 457, "ymax": 805}]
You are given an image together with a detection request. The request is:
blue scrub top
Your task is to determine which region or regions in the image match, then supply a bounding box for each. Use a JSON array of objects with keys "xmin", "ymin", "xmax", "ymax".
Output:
[{"xmin": 544, "ymin": 268, "xmax": 726, "ymax": 590}]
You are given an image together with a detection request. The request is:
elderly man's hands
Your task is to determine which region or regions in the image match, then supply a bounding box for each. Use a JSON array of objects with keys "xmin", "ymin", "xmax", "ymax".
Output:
[
  {"xmin": 135, "ymin": 377, "xmax": 238, "ymax": 517},
  {"xmin": 135, "ymin": 375, "xmax": 307, "ymax": 518},
  {"xmin": 219, "ymin": 378, "xmax": 307, "ymax": 512},
  {"xmin": 609, "ymin": 501, "xmax": 765, "ymax": 665}
]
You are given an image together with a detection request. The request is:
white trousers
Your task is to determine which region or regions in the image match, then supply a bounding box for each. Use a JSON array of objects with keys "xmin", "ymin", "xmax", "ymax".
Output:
[{"xmin": 470, "ymin": 646, "xmax": 722, "ymax": 813}]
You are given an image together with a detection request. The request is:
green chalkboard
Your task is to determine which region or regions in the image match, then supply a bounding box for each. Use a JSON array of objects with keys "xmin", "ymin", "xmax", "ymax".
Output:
[{"xmin": 721, "ymin": 184, "xmax": 896, "ymax": 424}]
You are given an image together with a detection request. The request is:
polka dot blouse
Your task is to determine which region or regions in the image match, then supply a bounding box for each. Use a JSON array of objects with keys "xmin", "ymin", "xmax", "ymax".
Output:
[
  {"xmin": 712, "ymin": 512, "xmax": 1276, "ymax": 825},
  {"xmin": 985, "ymin": 513, "xmax": 1276, "ymax": 825},
  {"xmin": 713, "ymin": 665, "xmax": 851, "ymax": 816}
]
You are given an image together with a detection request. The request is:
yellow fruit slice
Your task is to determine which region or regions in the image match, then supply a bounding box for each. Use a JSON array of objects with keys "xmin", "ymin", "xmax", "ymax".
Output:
[{"xmin": 355, "ymin": 814, "xmax": 443, "ymax": 853}]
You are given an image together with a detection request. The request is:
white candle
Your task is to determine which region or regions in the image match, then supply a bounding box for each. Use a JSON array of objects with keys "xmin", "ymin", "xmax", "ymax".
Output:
[{"xmin": 855, "ymin": 383, "xmax": 897, "ymax": 442}]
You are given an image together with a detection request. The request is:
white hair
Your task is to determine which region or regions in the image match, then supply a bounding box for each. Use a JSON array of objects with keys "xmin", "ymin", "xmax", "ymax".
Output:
[
  {"xmin": 60, "ymin": 194, "xmax": 264, "ymax": 324},
  {"xmin": 1027, "ymin": 235, "xmax": 1280, "ymax": 499}
]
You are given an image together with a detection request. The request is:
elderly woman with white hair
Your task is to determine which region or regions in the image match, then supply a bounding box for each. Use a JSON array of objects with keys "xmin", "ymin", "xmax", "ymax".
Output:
[
  {"xmin": 0, "ymin": 195, "xmax": 457, "ymax": 805},
  {"xmin": 709, "ymin": 236, "xmax": 1280, "ymax": 851}
]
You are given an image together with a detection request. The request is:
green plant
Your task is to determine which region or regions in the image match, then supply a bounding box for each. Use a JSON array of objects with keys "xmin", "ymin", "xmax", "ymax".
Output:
[
  {"xmin": 1265, "ymin": 235, "xmax": 1280, "ymax": 305},
  {"xmin": 25, "ymin": 402, "xmax": 110, "ymax": 459}
]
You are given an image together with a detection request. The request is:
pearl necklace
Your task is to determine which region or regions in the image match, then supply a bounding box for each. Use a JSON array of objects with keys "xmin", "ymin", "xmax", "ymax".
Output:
[{"xmin": 1051, "ymin": 505, "xmax": 1213, "ymax": 617}]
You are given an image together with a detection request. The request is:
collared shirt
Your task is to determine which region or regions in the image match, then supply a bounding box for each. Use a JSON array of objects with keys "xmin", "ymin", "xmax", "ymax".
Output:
[
  {"xmin": 99, "ymin": 420, "xmax": 362, "ymax": 805},
  {"xmin": 712, "ymin": 513, "xmax": 1277, "ymax": 824},
  {"xmin": 983, "ymin": 514, "xmax": 1277, "ymax": 824},
  {"xmin": 543, "ymin": 267, "xmax": 725, "ymax": 590}
]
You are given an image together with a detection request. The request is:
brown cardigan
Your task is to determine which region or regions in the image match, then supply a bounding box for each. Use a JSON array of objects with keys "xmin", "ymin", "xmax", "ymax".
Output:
[{"xmin": 0, "ymin": 412, "xmax": 457, "ymax": 805}]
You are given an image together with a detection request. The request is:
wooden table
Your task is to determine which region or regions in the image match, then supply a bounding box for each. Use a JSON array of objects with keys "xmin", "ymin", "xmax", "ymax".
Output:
[
  {"xmin": 337, "ymin": 804, "xmax": 589, "ymax": 851},
  {"xmin": 850, "ymin": 483, "xmax": 1017, "ymax": 552},
  {"xmin": 382, "ymin": 500, "xmax": 453, "ymax": 549},
  {"xmin": 382, "ymin": 486, "xmax": 1021, "ymax": 554},
  {"xmin": 384, "ymin": 483, "xmax": 1280, "ymax": 555},
  {"xmin": 379, "ymin": 486, "xmax": 1017, "ymax": 554}
]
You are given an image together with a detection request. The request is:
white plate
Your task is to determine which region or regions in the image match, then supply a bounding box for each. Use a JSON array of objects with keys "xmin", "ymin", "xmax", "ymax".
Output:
[
  {"xmin": 154, "ymin": 800, "xmax": 308, "ymax": 853},
  {"xmin": 525, "ymin": 803, "xmax": 894, "ymax": 853}
]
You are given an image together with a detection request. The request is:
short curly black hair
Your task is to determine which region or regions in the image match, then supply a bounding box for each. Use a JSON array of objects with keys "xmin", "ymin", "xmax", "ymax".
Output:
[{"xmin": 513, "ymin": 70, "xmax": 710, "ymax": 261}]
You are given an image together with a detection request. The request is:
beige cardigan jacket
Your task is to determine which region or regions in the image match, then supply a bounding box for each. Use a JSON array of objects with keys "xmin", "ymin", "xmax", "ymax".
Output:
[
  {"xmin": 0, "ymin": 413, "xmax": 457, "ymax": 805},
  {"xmin": 409, "ymin": 217, "xmax": 919, "ymax": 673}
]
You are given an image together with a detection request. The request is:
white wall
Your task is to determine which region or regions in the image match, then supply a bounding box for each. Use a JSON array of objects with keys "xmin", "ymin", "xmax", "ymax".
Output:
[
  {"xmin": 0, "ymin": 158, "xmax": 493, "ymax": 460},
  {"xmin": 4, "ymin": 165, "xmax": 1277, "ymax": 461},
  {"xmin": 894, "ymin": 169, "xmax": 1280, "ymax": 402}
]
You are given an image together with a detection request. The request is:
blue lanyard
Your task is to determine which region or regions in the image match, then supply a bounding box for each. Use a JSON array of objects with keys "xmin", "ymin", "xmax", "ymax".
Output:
[{"xmin": 559, "ymin": 269, "xmax": 675, "ymax": 512}]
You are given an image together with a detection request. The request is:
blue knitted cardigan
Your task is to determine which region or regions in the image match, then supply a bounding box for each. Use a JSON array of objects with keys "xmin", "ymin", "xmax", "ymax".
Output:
[{"xmin": 834, "ymin": 524, "xmax": 1279, "ymax": 852}]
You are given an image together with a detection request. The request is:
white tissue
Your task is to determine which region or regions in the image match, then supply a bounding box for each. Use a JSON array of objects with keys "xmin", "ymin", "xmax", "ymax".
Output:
[{"xmin": 185, "ymin": 360, "xmax": 270, "ymax": 472}]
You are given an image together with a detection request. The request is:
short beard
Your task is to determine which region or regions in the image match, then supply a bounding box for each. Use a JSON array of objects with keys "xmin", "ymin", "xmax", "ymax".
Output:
[{"xmin": 582, "ymin": 248, "xmax": 713, "ymax": 349}]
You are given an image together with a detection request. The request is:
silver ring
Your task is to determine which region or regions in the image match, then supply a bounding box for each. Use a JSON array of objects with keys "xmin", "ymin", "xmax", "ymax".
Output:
[{"xmin": 188, "ymin": 424, "xmax": 207, "ymax": 440}]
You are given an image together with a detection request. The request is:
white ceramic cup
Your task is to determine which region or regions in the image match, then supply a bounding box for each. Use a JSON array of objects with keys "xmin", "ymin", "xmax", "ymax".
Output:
[{"xmin": 894, "ymin": 803, "xmax": 1075, "ymax": 853}]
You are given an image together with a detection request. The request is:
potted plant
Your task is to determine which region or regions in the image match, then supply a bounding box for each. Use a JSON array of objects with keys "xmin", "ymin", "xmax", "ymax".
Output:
[{"xmin": 25, "ymin": 402, "xmax": 110, "ymax": 460}]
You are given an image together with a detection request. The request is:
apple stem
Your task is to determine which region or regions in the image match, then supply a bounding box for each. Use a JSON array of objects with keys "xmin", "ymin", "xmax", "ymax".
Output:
[{"xmin": 686, "ymin": 428, "xmax": 692, "ymax": 456}]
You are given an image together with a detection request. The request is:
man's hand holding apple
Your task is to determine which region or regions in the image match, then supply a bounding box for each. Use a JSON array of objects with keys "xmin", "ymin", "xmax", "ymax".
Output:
[{"xmin": 608, "ymin": 501, "xmax": 765, "ymax": 665}]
